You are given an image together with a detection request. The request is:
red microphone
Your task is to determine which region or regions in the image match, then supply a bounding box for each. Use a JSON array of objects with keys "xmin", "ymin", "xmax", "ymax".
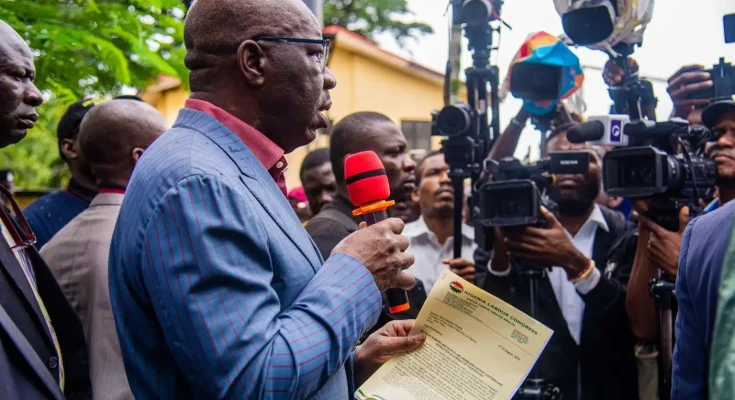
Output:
[{"xmin": 344, "ymin": 151, "xmax": 410, "ymax": 314}]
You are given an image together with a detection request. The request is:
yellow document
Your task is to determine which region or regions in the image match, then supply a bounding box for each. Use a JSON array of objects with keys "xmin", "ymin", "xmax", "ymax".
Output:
[{"xmin": 356, "ymin": 270, "xmax": 553, "ymax": 400}]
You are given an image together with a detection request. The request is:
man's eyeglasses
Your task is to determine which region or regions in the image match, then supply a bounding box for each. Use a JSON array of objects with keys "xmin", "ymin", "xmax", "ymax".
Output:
[{"xmin": 252, "ymin": 36, "xmax": 330, "ymax": 72}]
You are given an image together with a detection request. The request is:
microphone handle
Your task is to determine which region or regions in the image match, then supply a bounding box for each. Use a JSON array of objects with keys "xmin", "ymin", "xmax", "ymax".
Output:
[{"xmin": 363, "ymin": 209, "xmax": 411, "ymax": 314}]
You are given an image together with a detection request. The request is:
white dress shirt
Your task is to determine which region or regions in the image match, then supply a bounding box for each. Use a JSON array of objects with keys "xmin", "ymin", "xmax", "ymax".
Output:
[
  {"xmin": 403, "ymin": 217, "xmax": 476, "ymax": 292},
  {"xmin": 490, "ymin": 204, "xmax": 608, "ymax": 345}
]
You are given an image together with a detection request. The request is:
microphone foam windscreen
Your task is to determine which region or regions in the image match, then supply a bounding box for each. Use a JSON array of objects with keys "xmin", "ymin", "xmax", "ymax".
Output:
[
  {"xmin": 344, "ymin": 151, "xmax": 390, "ymax": 207},
  {"xmin": 567, "ymin": 120, "xmax": 605, "ymax": 143}
]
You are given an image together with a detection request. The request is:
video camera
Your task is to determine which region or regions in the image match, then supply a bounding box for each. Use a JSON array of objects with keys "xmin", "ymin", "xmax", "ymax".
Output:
[
  {"xmin": 478, "ymin": 151, "xmax": 590, "ymax": 227},
  {"xmin": 568, "ymin": 116, "xmax": 718, "ymax": 231},
  {"xmin": 686, "ymin": 57, "xmax": 735, "ymax": 101},
  {"xmin": 685, "ymin": 14, "xmax": 735, "ymax": 100},
  {"xmin": 432, "ymin": 0, "xmax": 504, "ymax": 178}
]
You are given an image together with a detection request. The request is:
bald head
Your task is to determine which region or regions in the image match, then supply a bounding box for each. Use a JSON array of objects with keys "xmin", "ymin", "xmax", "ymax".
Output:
[
  {"xmin": 78, "ymin": 99, "xmax": 167, "ymax": 188},
  {"xmin": 184, "ymin": 0, "xmax": 319, "ymax": 89},
  {"xmin": 0, "ymin": 21, "xmax": 43, "ymax": 147},
  {"xmin": 183, "ymin": 0, "xmax": 336, "ymax": 154}
]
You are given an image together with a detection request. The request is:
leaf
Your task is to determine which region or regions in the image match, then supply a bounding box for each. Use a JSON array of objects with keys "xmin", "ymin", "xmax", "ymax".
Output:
[{"xmin": 323, "ymin": 0, "xmax": 433, "ymax": 46}]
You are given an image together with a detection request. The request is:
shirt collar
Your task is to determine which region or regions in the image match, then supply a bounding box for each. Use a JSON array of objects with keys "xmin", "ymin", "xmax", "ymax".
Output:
[
  {"xmin": 184, "ymin": 99, "xmax": 286, "ymax": 173},
  {"xmin": 90, "ymin": 192, "xmax": 125, "ymax": 207},
  {"xmin": 586, "ymin": 204, "xmax": 609, "ymax": 233},
  {"xmin": 66, "ymin": 178, "xmax": 97, "ymax": 204},
  {"xmin": 402, "ymin": 216, "xmax": 475, "ymax": 240},
  {"xmin": 705, "ymin": 199, "xmax": 720, "ymax": 213}
]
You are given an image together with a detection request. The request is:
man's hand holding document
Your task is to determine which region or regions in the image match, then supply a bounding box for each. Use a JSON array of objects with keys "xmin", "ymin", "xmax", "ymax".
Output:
[{"xmin": 357, "ymin": 270, "xmax": 553, "ymax": 400}]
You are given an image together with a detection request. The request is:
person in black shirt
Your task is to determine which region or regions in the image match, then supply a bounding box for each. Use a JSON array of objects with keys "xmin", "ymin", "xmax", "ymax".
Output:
[
  {"xmin": 485, "ymin": 126, "xmax": 638, "ymax": 400},
  {"xmin": 306, "ymin": 111, "xmax": 425, "ymax": 326},
  {"xmin": 300, "ymin": 147, "xmax": 336, "ymax": 217}
]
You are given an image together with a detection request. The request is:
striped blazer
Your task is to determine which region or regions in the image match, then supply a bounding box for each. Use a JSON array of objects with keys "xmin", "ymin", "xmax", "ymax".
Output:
[{"xmin": 108, "ymin": 108, "xmax": 382, "ymax": 399}]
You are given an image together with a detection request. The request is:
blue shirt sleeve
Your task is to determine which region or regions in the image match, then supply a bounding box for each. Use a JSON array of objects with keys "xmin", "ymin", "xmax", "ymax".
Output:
[
  {"xmin": 672, "ymin": 219, "xmax": 708, "ymax": 399},
  {"xmin": 140, "ymin": 174, "xmax": 382, "ymax": 399}
]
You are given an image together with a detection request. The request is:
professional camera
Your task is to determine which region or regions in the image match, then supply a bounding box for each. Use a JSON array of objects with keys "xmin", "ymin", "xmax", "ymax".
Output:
[
  {"xmin": 433, "ymin": 0, "xmax": 504, "ymax": 178},
  {"xmin": 510, "ymin": 62, "xmax": 562, "ymax": 101},
  {"xmin": 452, "ymin": 0, "xmax": 503, "ymax": 27},
  {"xmin": 568, "ymin": 116, "xmax": 718, "ymax": 230},
  {"xmin": 478, "ymin": 151, "xmax": 590, "ymax": 227},
  {"xmin": 685, "ymin": 57, "xmax": 735, "ymax": 101}
]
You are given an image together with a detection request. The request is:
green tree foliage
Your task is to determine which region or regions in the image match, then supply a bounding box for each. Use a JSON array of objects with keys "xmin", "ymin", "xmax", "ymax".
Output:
[
  {"xmin": 1, "ymin": 0, "xmax": 432, "ymax": 190},
  {"xmin": 0, "ymin": 0, "xmax": 187, "ymax": 189},
  {"xmin": 324, "ymin": 0, "xmax": 433, "ymax": 46}
]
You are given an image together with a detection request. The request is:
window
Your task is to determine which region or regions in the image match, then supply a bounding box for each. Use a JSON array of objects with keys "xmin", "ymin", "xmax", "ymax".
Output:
[{"xmin": 401, "ymin": 120, "xmax": 432, "ymax": 151}]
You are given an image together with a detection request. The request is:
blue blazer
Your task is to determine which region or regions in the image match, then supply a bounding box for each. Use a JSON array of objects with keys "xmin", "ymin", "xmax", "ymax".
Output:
[
  {"xmin": 672, "ymin": 199, "xmax": 735, "ymax": 399},
  {"xmin": 108, "ymin": 108, "xmax": 382, "ymax": 399}
]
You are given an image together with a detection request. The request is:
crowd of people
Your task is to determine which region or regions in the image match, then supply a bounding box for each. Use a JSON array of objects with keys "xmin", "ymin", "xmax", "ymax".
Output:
[{"xmin": 1, "ymin": 0, "xmax": 735, "ymax": 399}]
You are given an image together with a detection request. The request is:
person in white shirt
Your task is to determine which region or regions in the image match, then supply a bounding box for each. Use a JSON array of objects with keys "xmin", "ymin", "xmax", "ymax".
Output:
[
  {"xmin": 484, "ymin": 126, "xmax": 637, "ymax": 400},
  {"xmin": 404, "ymin": 151, "xmax": 480, "ymax": 291}
]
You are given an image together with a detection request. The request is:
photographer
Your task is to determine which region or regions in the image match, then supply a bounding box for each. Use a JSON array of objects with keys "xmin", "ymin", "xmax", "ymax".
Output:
[
  {"xmin": 605, "ymin": 59, "xmax": 734, "ymax": 398},
  {"xmin": 484, "ymin": 126, "xmax": 638, "ymax": 400}
]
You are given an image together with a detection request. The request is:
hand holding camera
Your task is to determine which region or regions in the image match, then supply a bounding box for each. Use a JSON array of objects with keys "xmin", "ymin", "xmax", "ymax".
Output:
[
  {"xmin": 633, "ymin": 207, "xmax": 690, "ymax": 277},
  {"xmin": 666, "ymin": 65, "xmax": 713, "ymax": 118},
  {"xmin": 603, "ymin": 57, "xmax": 640, "ymax": 87},
  {"xmin": 503, "ymin": 207, "xmax": 588, "ymax": 277}
]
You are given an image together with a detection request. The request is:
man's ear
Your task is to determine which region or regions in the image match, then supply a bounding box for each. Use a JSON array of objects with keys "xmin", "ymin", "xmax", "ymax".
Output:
[
  {"xmin": 60, "ymin": 138, "xmax": 79, "ymax": 160},
  {"xmin": 131, "ymin": 147, "xmax": 145, "ymax": 163},
  {"xmin": 411, "ymin": 185, "xmax": 420, "ymax": 204},
  {"xmin": 237, "ymin": 40, "xmax": 266, "ymax": 87}
]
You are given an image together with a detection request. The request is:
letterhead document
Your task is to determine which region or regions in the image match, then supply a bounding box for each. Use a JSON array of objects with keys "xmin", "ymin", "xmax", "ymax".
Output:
[{"xmin": 356, "ymin": 270, "xmax": 553, "ymax": 400}]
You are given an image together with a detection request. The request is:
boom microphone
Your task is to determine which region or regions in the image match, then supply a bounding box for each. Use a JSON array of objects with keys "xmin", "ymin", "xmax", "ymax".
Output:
[
  {"xmin": 344, "ymin": 151, "xmax": 410, "ymax": 314},
  {"xmin": 567, "ymin": 120, "xmax": 605, "ymax": 143},
  {"xmin": 567, "ymin": 115, "xmax": 630, "ymax": 146}
]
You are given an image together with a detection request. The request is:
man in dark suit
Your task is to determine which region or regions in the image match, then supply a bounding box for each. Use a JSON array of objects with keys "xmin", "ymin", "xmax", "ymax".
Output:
[
  {"xmin": 672, "ymin": 99, "xmax": 735, "ymax": 399},
  {"xmin": 0, "ymin": 20, "xmax": 91, "ymax": 399}
]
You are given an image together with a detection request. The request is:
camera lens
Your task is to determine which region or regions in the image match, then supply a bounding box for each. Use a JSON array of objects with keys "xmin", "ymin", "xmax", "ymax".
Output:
[
  {"xmin": 640, "ymin": 166, "xmax": 655, "ymax": 186},
  {"xmin": 505, "ymin": 197, "xmax": 530, "ymax": 218},
  {"xmin": 436, "ymin": 105, "xmax": 472, "ymax": 137},
  {"xmin": 461, "ymin": 0, "xmax": 493, "ymax": 26},
  {"xmin": 620, "ymin": 159, "xmax": 655, "ymax": 188},
  {"xmin": 510, "ymin": 63, "xmax": 562, "ymax": 101}
]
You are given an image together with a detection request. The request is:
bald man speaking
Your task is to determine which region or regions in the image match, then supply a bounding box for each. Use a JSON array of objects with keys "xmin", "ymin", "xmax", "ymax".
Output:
[{"xmin": 108, "ymin": 1, "xmax": 422, "ymax": 399}]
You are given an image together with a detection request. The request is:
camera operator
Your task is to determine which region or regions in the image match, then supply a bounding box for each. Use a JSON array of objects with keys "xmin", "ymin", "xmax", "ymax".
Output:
[
  {"xmin": 484, "ymin": 126, "xmax": 638, "ymax": 400},
  {"xmin": 605, "ymin": 59, "xmax": 735, "ymax": 399}
]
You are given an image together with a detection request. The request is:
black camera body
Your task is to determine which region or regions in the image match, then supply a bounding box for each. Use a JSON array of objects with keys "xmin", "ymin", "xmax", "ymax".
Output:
[
  {"xmin": 571, "ymin": 118, "xmax": 717, "ymax": 231},
  {"xmin": 685, "ymin": 58, "xmax": 735, "ymax": 101},
  {"xmin": 431, "ymin": 103, "xmax": 481, "ymax": 175},
  {"xmin": 510, "ymin": 62, "xmax": 562, "ymax": 101},
  {"xmin": 478, "ymin": 151, "xmax": 590, "ymax": 227}
]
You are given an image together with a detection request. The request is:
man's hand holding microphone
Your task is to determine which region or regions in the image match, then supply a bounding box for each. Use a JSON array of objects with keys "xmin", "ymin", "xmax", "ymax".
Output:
[
  {"xmin": 331, "ymin": 151, "xmax": 426, "ymax": 386},
  {"xmin": 332, "ymin": 219, "xmax": 415, "ymax": 293}
]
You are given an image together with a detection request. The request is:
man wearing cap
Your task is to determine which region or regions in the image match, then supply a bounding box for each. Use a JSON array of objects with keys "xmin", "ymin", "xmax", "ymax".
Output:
[
  {"xmin": 23, "ymin": 98, "xmax": 99, "ymax": 248},
  {"xmin": 671, "ymin": 98, "xmax": 735, "ymax": 400}
]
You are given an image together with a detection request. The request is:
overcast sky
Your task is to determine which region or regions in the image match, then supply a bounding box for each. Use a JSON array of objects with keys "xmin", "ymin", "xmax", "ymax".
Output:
[{"xmin": 373, "ymin": 0, "xmax": 735, "ymax": 159}]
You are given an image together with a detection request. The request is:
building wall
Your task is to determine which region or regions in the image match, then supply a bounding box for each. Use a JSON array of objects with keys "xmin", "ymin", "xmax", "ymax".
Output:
[{"xmin": 286, "ymin": 47, "xmax": 444, "ymax": 189}]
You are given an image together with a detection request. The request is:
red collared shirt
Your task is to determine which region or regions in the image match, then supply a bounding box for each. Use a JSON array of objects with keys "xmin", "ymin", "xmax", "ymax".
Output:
[{"xmin": 185, "ymin": 99, "xmax": 288, "ymax": 196}]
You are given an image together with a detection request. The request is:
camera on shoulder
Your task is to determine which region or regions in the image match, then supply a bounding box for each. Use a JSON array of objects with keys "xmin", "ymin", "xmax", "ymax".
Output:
[{"xmin": 568, "ymin": 116, "xmax": 718, "ymax": 231}]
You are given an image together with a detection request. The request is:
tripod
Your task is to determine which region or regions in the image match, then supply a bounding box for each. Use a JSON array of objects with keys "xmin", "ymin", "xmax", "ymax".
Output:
[
  {"xmin": 515, "ymin": 267, "xmax": 562, "ymax": 400},
  {"xmin": 650, "ymin": 274, "xmax": 675, "ymax": 400},
  {"xmin": 443, "ymin": 17, "xmax": 501, "ymax": 269}
]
